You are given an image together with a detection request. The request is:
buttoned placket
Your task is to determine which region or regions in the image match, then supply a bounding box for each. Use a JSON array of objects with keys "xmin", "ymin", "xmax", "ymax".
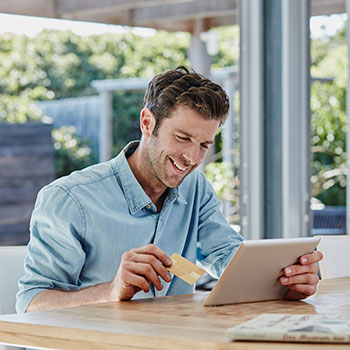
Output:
[
  {"xmin": 142, "ymin": 193, "xmax": 174, "ymax": 297},
  {"xmin": 154, "ymin": 212, "xmax": 165, "ymax": 297},
  {"xmin": 152, "ymin": 193, "xmax": 178, "ymax": 297}
]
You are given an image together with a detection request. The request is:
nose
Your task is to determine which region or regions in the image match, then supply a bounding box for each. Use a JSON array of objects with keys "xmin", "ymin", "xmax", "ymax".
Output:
[{"xmin": 182, "ymin": 145, "xmax": 201, "ymax": 165}]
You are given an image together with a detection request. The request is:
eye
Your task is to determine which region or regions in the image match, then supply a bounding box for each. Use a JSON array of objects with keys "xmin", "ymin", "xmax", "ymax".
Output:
[
  {"xmin": 176, "ymin": 135, "xmax": 189, "ymax": 141},
  {"xmin": 201, "ymin": 143, "xmax": 209, "ymax": 150}
]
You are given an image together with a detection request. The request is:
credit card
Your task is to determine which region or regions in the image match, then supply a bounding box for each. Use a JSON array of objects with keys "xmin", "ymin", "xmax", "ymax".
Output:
[{"xmin": 166, "ymin": 253, "xmax": 205, "ymax": 285}]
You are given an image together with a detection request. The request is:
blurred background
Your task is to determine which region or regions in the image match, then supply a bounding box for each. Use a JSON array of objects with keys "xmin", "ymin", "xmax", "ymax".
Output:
[{"xmin": 0, "ymin": 0, "xmax": 348, "ymax": 247}]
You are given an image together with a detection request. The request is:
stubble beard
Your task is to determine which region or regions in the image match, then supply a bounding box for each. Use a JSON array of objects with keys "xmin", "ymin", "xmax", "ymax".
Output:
[{"xmin": 145, "ymin": 136, "xmax": 187, "ymax": 189}]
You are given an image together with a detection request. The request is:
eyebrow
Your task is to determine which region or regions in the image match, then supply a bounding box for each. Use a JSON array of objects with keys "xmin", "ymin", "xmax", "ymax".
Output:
[{"xmin": 175, "ymin": 129, "xmax": 215, "ymax": 144}]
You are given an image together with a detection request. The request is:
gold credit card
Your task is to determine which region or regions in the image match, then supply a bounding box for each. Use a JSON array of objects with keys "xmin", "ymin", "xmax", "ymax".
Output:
[{"xmin": 166, "ymin": 253, "xmax": 206, "ymax": 285}]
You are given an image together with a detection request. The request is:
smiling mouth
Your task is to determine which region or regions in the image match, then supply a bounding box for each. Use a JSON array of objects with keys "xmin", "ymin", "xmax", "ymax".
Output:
[{"xmin": 170, "ymin": 158, "xmax": 188, "ymax": 173}]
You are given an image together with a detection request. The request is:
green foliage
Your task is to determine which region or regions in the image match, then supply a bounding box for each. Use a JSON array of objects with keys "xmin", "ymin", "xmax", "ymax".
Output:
[
  {"xmin": 0, "ymin": 29, "xmax": 191, "ymax": 177},
  {"xmin": 0, "ymin": 22, "xmax": 346, "ymax": 208},
  {"xmin": 310, "ymin": 24, "xmax": 347, "ymax": 206},
  {"xmin": 211, "ymin": 26, "xmax": 240, "ymax": 69},
  {"xmin": 0, "ymin": 95, "xmax": 41, "ymax": 123},
  {"xmin": 205, "ymin": 161, "xmax": 237, "ymax": 200},
  {"xmin": 0, "ymin": 26, "xmax": 240, "ymax": 178},
  {"xmin": 52, "ymin": 126, "xmax": 97, "ymax": 178},
  {"xmin": 112, "ymin": 91, "xmax": 143, "ymax": 156},
  {"xmin": 205, "ymin": 161, "xmax": 239, "ymax": 224},
  {"xmin": 0, "ymin": 30, "xmax": 190, "ymax": 100}
]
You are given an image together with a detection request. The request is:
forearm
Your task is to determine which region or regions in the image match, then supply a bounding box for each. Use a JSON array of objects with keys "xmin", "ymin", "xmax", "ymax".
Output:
[{"xmin": 25, "ymin": 281, "xmax": 115, "ymax": 313}]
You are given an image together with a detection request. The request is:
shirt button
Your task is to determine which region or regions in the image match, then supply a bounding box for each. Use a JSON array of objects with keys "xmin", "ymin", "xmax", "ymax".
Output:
[
  {"xmin": 159, "ymin": 220, "xmax": 162, "ymax": 226},
  {"xmin": 146, "ymin": 204, "xmax": 151, "ymax": 209}
]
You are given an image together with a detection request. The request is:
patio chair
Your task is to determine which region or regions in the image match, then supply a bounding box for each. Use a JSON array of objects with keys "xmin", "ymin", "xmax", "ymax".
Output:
[
  {"xmin": 0, "ymin": 246, "xmax": 27, "ymax": 350},
  {"xmin": 316, "ymin": 235, "xmax": 350, "ymax": 279}
]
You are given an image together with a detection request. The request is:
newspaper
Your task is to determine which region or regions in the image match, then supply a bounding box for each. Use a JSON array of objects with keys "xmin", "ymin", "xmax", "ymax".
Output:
[{"xmin": 227, "ymin": 313, "xmax": 350, "ymax": 343}]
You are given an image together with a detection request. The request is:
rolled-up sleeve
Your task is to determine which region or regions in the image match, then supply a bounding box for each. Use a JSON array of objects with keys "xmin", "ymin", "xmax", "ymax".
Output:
[
  {"xmin": 16, "ymin": 185, "xmax": 86, "ymax": 313},
  {"xmin": 196, "ymin": 174, "xmax": 243, "ymax": 278}
]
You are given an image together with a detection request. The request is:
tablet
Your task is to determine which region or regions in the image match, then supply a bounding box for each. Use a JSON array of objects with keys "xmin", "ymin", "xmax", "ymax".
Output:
[{"xmin": 203, "ymin": 237, "xmax": 320, "ymax": 306}]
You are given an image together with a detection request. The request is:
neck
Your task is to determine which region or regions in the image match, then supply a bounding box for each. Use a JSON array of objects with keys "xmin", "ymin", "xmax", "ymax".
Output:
[{"xmin": 127, "ymin": 145, "xmax": 167, "ymax": 211}]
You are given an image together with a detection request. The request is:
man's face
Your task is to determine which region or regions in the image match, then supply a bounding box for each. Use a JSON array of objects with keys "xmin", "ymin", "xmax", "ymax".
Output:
[{"xmin": 143, "ymin": 105, "xmax": 220, "ymax": 189}]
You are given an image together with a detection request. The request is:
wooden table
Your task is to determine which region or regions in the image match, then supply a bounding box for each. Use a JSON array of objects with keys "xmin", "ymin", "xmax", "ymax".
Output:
[{"xmin": 0, "ymin": 278, "xmax": 349, "ymax": 350}]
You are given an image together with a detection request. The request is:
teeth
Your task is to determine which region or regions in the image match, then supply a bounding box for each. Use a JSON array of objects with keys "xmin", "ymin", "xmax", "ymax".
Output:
[{"xmin": 173, "ymin": 159, "xmax": 187, "ymax": 171}]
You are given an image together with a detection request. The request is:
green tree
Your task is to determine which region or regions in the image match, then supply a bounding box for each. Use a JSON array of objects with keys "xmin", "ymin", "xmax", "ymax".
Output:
[
  {"xmin": 1, "ymin": 23, "xmax": 345, "ymax": 208},
  {"xmin": 0, "ymin": 26, "xmax": 240, "ymax": 177},
  {"xmin": 53, "ymin": 126, "xmax": 97, "ymax": 178},
  {"xmin": 0, "ymin": 29, "xmax": 191, "ymax": 176},
  {"xmin": 311, "ymin": 23, "xmax": 347, "ymax": 206}
]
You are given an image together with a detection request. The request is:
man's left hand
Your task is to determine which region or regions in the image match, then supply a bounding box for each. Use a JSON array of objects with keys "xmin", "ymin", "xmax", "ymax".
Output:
[{"xmin": 280, "ymin": 250, "xmax": 323, "ymax": 300}]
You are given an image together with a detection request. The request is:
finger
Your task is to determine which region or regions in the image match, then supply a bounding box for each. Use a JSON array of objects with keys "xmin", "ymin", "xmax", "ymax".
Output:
[
  {"xmin": 120, "ymin": 270, "xmax": 150, "ymax": 295},
  {"xmin": 284, "ymin": 282, "xmax": 318, "ymax": 297},
  {"xmin": 280, "ymin": 273, "xmax": 319, "ymax": 298},
  {"xmin": 131, "ymin": 253, "xmax": 172, "ymax": 283},
  {"xmin": 299, "ymin": 250, "xmax": 323, "ymax": 265},
  {"xmin": 280, "ymin": 272, "xmax": 319, "ymax": 287},
  {"xmin": 285, "ymin": 289, "xmax": 309, "ymax": 300},
  {"xmin": 125, "ymin": 261, "xmax": 164, "ymax": 291},
  {"xmin": 133, "ymin": 244, "xmax": 172, "ymax": 267},
  {"xmin": 123, "ymin": 248, "xmax": 172, "ymax": 283},
  {"xmin": 283, "ymin": 262, "xmax": 319, "ymax": 277}
]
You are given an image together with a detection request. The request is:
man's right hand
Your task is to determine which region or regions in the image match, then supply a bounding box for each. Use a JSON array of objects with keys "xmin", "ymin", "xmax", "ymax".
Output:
[
  {"xmin": 111, "ymin": 244, "xmax": 173, "ymax": 301},
  {"xmin": 26, "ymin": 244, "xmax": 172, "ymax": 312}
]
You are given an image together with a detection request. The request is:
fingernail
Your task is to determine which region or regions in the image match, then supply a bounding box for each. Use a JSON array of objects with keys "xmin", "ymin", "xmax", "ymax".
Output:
[
  {"xmin": 285, "ymin": 268, "xmax": 292, "ymax": 275},
  {"xmin": 167, "ymin": 272, "xmax": 172, "ymax": 281},
  {"xmin": 301, "ymin": 257, "xmax": 307, "ymax": 264},
  {"xmin": 281, "ymin": 277, "xmax": 288, "ymax": 284},
  {"xmin": 166, "ymin": 258, "xmax": 172, "ymax": 266}
]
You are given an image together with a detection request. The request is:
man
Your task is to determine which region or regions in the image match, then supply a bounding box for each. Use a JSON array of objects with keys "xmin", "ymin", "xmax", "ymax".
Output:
[{"xmin": 17, "ymin": 66, "xmax": 322, "ymax": 313}]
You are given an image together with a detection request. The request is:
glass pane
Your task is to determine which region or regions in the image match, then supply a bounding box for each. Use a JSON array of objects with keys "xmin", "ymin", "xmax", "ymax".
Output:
[{"xmin": 309, "ymin": 7, "xmax": 347, "ymax": 235}]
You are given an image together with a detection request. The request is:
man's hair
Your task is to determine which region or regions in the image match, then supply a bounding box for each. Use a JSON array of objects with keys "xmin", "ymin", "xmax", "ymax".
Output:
[{"xmin": 143, "ymin": 66, "xmax": 230, "ymax": 134}]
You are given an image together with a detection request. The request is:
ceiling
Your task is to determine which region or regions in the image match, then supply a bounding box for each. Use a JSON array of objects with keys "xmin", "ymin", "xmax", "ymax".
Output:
[{"xmin": 0, "ymin": 0, "xmax": 346, "ymax": 33}]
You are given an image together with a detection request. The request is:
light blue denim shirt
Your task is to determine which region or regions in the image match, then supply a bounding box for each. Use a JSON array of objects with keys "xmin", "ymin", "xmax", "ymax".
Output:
[{"xmin": 16, "ymin": 142, "xmax": 243, "ymax": 313}]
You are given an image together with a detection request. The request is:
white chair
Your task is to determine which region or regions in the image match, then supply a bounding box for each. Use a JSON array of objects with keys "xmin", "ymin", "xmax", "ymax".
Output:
[
  {"xmin": 0, "ymin": 246, "xmax": 27, "ymax": 350},
  {"xmin": 316, "ymin": 235, "xmax": 350, "ymax": 279}
]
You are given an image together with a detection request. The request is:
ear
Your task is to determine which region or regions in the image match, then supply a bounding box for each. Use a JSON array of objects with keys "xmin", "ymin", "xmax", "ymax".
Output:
[{"xmin": 140, "ymin": 108, "xmax": 156, "ymax": 137}]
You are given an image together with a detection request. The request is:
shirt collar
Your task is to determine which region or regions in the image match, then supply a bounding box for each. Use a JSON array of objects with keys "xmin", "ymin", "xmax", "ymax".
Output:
[{"xmin": 112, "ymin": 141, "xmax": 187, "ymax": 215}]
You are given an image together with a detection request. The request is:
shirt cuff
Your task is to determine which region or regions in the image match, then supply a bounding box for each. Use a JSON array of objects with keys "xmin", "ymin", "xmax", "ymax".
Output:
[{"xmin": 16, "ymin": 287, "xmax": 47, "ymax": 314}]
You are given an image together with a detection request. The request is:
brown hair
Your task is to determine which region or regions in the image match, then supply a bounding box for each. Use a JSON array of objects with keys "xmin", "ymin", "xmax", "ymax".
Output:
[{"xmin": 143, "ymin": 66, "xmax": 229, "ymax": 134}]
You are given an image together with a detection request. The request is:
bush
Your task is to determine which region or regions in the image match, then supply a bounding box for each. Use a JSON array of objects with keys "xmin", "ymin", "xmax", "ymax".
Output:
[
  {"xmin": 311, "ymin": 27, "xmax": 347, "ymax": 206},
  {"xmin": 205, "ymin": 161, "xmax": 239, "ymax": 224},
  {"xmin": 52, "ymin": 125, "xmax": 97, "ymax": 178},
  {"xmin": 0, "ymin": 95, "xmax": 41, "ymax": 123}
]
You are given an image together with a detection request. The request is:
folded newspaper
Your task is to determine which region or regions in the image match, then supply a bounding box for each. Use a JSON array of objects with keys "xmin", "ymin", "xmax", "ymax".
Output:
[{"xmin": 227, "ymin": 314, "xmax": 350, "ymax": 343}]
